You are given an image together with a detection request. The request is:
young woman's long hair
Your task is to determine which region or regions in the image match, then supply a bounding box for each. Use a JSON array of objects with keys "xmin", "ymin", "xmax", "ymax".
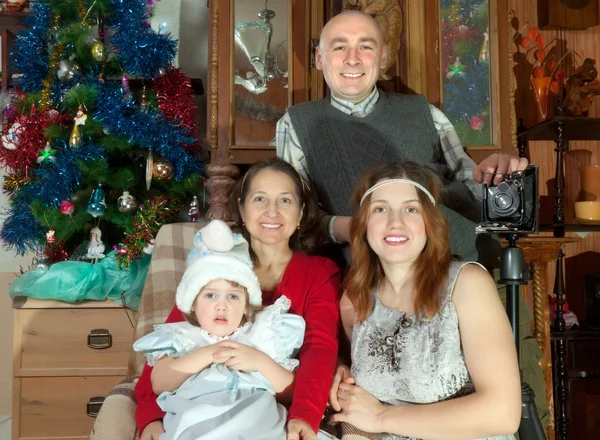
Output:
[
  {"xmin": 227, "ymin": 158, "xmax": 322, "ymax": 260},
  {"xmin": 345, "ymin": 161, "xmax": 452, "ymax": 321}
]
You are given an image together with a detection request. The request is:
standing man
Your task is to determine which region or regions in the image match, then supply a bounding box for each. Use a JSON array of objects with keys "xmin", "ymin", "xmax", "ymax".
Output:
[{"xmin": 276, "ymin": 10, "xmax": 527, "ymax": 259}]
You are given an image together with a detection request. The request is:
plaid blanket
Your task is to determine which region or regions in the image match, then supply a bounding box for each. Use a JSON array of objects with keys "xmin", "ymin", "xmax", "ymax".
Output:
[
  {"xmin": 90, "ymin": 376, "xmax": 139, "ymax": 440},
  {"xmin": 129, "ymin": 222, "xmax": 203, "ymax": 374}
]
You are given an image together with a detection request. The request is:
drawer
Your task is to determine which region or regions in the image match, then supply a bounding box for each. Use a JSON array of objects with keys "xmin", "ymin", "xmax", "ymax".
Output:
[
  {"xmin": 13, "ymin": 375, "xmax": 124, "ymax": 440},
  {"xmin": 14, "ymin": 307, "xmax": 134, "ymax": 377}
]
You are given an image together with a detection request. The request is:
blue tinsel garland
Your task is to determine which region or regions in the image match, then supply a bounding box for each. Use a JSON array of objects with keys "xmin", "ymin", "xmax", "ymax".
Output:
[
  {"xmin": 0, "ymin": 199, "xmax": 46, "ymax": 255},
  {"xmin": 94, "ymin": 83, "xmax": 201, "ymax": 180},
  {"xmin": 11, "ymin": 0, "xmax": 51, "ymax": 92},
  {"xmin": 107, "ymin": 0, "xmax": 178, "ymax": 78}
]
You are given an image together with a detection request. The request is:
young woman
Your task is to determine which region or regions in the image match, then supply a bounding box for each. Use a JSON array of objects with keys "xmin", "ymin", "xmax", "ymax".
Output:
[{"xmin": 329, "ymin": 161, "xmax": 521, "ymax": 440}]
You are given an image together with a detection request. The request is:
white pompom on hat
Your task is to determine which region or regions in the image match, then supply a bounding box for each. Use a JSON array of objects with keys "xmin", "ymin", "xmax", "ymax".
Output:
[{"xmin": 176, "ymin": 220, "xmax": 262, "ymax": 314}]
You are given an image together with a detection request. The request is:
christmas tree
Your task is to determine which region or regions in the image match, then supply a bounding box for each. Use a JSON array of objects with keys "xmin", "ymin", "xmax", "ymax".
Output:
[{"xmin": 0, "ymin": 0, "xmax": 203, "ymax": 269}]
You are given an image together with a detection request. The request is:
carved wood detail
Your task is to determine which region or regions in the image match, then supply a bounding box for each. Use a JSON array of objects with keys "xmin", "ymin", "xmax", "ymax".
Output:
[
  {"xmin": 205, "ymin": 163, "xmax": 240, "ymax": 221},
  {"xmin": 209, "ymin": 0, "xmax": 219, "ymax": 151}
]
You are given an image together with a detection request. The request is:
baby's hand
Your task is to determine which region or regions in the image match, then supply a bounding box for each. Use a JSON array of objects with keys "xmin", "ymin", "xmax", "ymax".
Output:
[{"xmin": 214, "ymin": 340, "xmax": 266, "ymax": 372}]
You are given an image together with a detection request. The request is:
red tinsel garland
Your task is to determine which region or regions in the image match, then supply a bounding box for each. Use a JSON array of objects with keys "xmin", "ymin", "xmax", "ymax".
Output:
[
  {"xmin": 153, "ymin": 66, "xmax": 202, "ymax": 154},
  {"xmin": 0, "ymin": 108, "xmax": 71, "ymax": 172}
]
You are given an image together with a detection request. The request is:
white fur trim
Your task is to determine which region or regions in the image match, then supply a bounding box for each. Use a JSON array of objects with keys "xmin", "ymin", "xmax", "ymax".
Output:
[
  {"xmin": 176, "ymin": 254, "xmax": 262, "ymax": 313},
  {"xmin": 200, "ymin": 219, "xmax": 235, "ymax": 252}
]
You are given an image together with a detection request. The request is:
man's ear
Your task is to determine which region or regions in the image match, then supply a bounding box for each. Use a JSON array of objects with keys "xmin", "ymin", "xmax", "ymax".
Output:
[
  {"xmin": 380, "ymin": 44, "xmax": 389, "ymax": 70},
  {"xmin": 315, "ymin": 46, "xmax": 324, "ymax": 71}
]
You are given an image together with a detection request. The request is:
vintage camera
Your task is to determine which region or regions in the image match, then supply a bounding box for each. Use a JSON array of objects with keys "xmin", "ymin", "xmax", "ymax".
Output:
[{"xmin": 476, "ymin": 165, "xmax": 539, "ymax": 234}]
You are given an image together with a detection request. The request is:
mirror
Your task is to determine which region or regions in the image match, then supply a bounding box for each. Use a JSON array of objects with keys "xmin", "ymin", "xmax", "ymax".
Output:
[{"xmin": 233, "ymin": 0, "xmax": 290, "ymax": 147}]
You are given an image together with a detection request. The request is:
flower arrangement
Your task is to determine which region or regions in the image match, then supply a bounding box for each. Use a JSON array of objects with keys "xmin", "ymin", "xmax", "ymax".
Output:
[{"xmin": 516, "ymin": 25, "xmax": 571, "ymax": 95}]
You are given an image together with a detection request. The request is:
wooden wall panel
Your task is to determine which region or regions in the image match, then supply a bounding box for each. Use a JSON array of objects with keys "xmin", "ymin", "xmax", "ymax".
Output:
[{"xmin": 512, "ymin": 1, "xmax": 600, "ymax": 323}]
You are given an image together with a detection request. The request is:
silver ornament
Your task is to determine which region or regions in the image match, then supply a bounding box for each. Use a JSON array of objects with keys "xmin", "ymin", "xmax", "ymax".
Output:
[
  {"xmin": 117, "ymin": 190, "xmax": 137, "ymax": 212},
  {"xmin": 57, "ymin": 59, "xmax": 81, "ymax": 83}
]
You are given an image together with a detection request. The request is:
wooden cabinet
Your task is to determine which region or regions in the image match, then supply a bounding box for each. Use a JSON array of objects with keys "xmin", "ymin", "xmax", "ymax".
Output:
[
  {"xmin": 0, "ymin": 10, "xmax": 29, "ymax": 89},
  {"xmin": 12, "ymin": 298, "xmax": 136, "ymax": 440},
  {"xmin": 552, "ymin": 329, "xmax": 600, "ymax": 440}
]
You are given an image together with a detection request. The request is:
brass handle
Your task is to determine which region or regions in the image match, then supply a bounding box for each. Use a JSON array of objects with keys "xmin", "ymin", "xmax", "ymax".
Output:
[
  {"xmin": 86, "ymin": 396, "xmax": 105, "ymax": 417},
  {"xmin": 87, "ymin": 329, "xmax": 112, "ymax": 349}
]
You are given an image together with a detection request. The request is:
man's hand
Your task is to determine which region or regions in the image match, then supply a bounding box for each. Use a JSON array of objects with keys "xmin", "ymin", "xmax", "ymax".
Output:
[
  {"xmin": 473, "ymin": 153, "xmax": 528, "ymax": 186},
  {"xmin": 329, "ymin": 363, "xmax": 353, "ymax": 411},
  {"xmin": 287, "ymin": 418, "xmax": 317, "ymax": 440},
  {"xmin": 330, "ymin": 379, "xmax": 386, "ymax": 433},
  {"xmin": 139, "ymin": 420, "xmax": 165, "ymax": 440},
  {"xmin": 213, "ymin": 340, "xmax": 266, "ymax": 372}
]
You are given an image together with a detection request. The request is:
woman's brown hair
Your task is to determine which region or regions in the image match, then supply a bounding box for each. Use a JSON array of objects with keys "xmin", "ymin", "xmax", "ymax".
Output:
[
  {"xmin": 184, "ymin": 280, "xmax": 262, "ymax": 327},
  {"xmin": 344, "ymin": 161, "xmax": 452, "ymax": 321},
  {"xmin": 227, "ymin": 158, "xmax": 322, "ymax": 260}
]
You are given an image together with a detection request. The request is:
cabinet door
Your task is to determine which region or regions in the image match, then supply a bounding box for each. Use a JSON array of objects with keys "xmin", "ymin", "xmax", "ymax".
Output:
[
  {"xmin": 569, "ymin": 378, "xmax": 600, "ymax": 440},
  {"xmin": 208, "ymin": 0, "xmax": 322, "ymax": 165}
]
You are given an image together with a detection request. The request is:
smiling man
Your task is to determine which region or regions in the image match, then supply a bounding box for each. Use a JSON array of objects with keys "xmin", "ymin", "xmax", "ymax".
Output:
[{"xmin": 275, "ymin": 10, "xmax": 527, "ymax": 260}]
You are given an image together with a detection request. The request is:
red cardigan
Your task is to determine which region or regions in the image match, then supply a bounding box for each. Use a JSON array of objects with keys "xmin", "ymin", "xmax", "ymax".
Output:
[{"xmin": 134, "ymin": 252, "xmax": 341, "ymax": 434}]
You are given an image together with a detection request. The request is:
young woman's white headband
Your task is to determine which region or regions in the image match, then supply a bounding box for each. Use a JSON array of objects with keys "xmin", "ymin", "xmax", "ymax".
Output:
[{"xmin": 359, "ymin": 179, "xmax": 436, "ymax": 206}]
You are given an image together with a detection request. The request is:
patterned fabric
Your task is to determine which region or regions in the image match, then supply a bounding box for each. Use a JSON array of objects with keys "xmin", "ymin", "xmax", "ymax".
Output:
[
  {"xmin": 351, "ymin": 260, "xmax": 515, "ymax": 440},
  {"xmin": 90, "ymin": 377, "xmax": 139, "ymax": 440},
  {"xmin": 130, "ymin": 222, "xmax": 203, "ymax": 374},
  {"xmin": 275, "ymin": 87, "xmax": 480, "ymax": 198}
]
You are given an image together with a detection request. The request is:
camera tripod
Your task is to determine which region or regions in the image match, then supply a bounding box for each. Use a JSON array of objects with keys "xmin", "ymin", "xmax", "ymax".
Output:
[{"xmin": 499, "ymin": 234, "xmax": 546, "ymax": 440}]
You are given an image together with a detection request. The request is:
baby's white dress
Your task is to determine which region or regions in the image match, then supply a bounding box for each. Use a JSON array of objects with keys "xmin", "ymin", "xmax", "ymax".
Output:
[{"xmin": 133, "ymin": 296, "xmax": 305, "ymax": 440}]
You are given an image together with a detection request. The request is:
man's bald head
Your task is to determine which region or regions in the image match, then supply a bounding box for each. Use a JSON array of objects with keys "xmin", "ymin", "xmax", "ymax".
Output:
[{"xmin": 315, "ymin": 10, "xmax": 387, "ymax": 103}]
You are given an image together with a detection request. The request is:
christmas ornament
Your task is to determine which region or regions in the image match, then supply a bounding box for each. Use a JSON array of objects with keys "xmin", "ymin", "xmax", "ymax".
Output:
[
  {"xmin": 46, "ymin": 229, "xmax": 56, "ymax": 243},
  {"xmin": 34, "ymin": 258, "xmax": 49, "ymax": 272},
  {"xmin": 1, "ymin": 121, "xmax": 24, "ymax": 150},
  {"xmin": 57, "ymin": 58, "xmax": 81, "ymax": 83},
  {"xmin": 87, "ymin": 184, "xmax": 107, "ymax": 217},
  {"xmin": 6, "ymin": 0, "xmax": 27, "ymax": 12},
  {"xmin": 69, "ymin": 124, "xmax": 81, "ymax": 147},
  {"xmin": 470, "ymin": 115, "xmax": 484, "ymax": 132},
  {"xmin": 478, "ymin": 29, "xmax": 489, "ymax": 63},
  {"xmin": 91, "ymin": 39, "xmax": 108, "ymax": 62},
  {"xmin": 152, "ymin": 157, "xmax": 174, "ymax": 181},
  {"xmin": 85, "ymin": 226, "xmax": 106, "ymax": 262},
  {"xmin": 145, "ymin": 150, "xmax": 153, "ymax": 190},
  {"xmin": 140, "ymin": 88, "xmax": 147, "ymax": 112},
  {"xmin": 188, "ymin": 195, "xmax": 199, "ymax": 222},
  {"xmin": 74, "ymin": 106, "xmax": 87, "ymax": 125},
  {"xmin": 456, "ymin": 24, "xmax": 469, "ymax": 36},
  {"xmin": 446, "ymin": 57, "xmax": 466, "ymax": 79},
  {"xmin": 143, "ymin": 238, "xmax": 156, "ymax": 255},
  {"xmin": 117, "ymin": 190, "xmax": 137, "ymax": 212},
  {"xmin": 121, "ymin": 74, "xmax": 130, "ymax": 94},
  {"xmin": 60, "ymin": 200, "xmax": 75, "ymax": 215},
  {"xmin": 47, "ymin": 109, "xmax": 60, "ymax": 120},
  {"xmin": 36, "ymin": 142, "xmax": 57, "ymax": 164}
]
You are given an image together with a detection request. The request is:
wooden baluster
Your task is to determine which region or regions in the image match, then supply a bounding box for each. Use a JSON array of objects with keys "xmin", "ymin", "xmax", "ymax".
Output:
[
  {"xmin": 554, "ymin": 248, "xmax": 568, "ymax": 439},
  {"xmin": 553, "ymin": 121, "xmax": 567, "ymax": 237}
]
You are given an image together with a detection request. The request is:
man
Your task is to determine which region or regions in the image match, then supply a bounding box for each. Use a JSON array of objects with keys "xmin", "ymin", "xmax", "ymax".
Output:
[
  {"xmin": 276, "ymin": 10, "xmax": 527, "ymax": 259},
  {"xmin": 277, "ymin": 11, "xmax": 546, "ymax": 440}
]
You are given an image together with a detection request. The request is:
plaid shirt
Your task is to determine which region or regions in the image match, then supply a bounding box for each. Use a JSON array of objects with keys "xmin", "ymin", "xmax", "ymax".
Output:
[{"xmin": 275, "ymin": 87, "xmax": 480, "ymax": 199}]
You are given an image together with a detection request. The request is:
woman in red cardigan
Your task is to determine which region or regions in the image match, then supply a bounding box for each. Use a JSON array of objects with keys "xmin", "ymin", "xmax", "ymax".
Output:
[{"xmin": 135, "ymin": 158, "xmax": 341, "ymax": 440}]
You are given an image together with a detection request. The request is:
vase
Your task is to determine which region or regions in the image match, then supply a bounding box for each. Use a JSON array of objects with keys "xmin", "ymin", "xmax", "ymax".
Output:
[
  {"xmin": 578, "ymin": 165, "xmax": 600, "ymax": 201},
  {"xmin": 531, "ymin": 76, "xmax": 552, "ymax": 124}
]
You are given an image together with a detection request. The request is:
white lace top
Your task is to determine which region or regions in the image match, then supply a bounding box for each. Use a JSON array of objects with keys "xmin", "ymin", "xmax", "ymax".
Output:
[
  {"xmin": 350, "ymin": 261, "xmax": 516, "ymax": 440},
  {"xmin": 134, "ymin": 295, "xmax": 305, "ymax": 373}
]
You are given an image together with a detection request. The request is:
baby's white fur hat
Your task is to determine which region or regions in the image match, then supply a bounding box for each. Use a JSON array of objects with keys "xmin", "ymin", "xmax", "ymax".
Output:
[{"xmin": 176, "ymin": 220, "xmax": 262, "ymax": 314}]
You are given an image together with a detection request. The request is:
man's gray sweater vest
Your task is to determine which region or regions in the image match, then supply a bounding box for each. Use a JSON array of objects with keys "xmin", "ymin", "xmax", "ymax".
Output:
[{"xmin": 287, "ymin": 91, "xmax": 488, "ymax": 262}]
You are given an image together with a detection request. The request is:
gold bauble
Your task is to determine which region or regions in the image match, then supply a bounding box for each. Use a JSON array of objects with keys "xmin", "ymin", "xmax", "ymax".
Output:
[
  {"xmin": 91, "ymin": 40, "xmax": 108, "ymax": 63},
  {"xmin": 152, "ymin": 158, "xmax": 174, "ymax": 181},
  {"xmin": 69, "ymin": 124, "xmax": 81, "ymax": 147}
]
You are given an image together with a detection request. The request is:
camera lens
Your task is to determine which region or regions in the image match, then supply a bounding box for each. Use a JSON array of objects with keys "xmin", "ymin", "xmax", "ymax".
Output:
[{"xmin": 494, "ymin": 193, "xmax": 513, "ymax": 210}]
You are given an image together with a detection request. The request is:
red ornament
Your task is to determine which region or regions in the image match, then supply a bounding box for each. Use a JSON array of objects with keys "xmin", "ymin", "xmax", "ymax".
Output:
[
  {"xmin": 46, "ymin": 229, "xmax": 56, "ymax": 243},
  {"xmin": 470, "ymin": 116, "xmax": 484, "ymax": 132},
  {"xmin": 60, "ymin": 200, "xmax": 75, "ymax": 215}
]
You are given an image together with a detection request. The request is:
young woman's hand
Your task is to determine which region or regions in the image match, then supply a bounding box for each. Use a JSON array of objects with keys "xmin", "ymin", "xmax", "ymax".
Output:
[
  {"xmin": 139, "ymin": 420, "xmax": 165, "ymax": 440},
  {"xmin": 329, "ymin": 363, "xmax": 353, "ymax": 411},
  {"xmin": 330, "ymin": 379, "xmax": 386, "ymax": 433},
  {"xmin": 213, "ymin": 340, "xmax": 266, "ymax": 372},
  {"xmin": 286, "ymin": 418, "xmax": 317, "ymax": 440}
]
